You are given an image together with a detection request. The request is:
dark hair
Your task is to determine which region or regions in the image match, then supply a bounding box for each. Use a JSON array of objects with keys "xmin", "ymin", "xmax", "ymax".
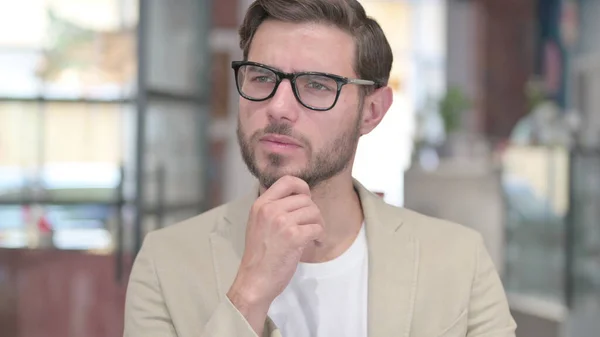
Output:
[{"xmin": 239, "ymin": 0, "xmax": 393, "ymax": 92}]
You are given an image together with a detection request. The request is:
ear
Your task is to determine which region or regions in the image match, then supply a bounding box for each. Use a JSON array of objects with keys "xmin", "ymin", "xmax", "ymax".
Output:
[{"xmin": 359, "ymin": 86, "xmax": 394, "ymax": 135}]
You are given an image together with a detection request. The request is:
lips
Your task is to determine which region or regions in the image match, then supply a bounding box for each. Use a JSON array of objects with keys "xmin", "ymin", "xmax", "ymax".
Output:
[{"xmin": 259, "ymin": 134, "xmax": 302, "ymax": 147}]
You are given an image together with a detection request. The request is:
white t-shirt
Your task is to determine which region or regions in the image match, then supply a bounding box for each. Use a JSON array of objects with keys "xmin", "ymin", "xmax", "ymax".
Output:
[{"xmin": 268, "ymin": 224, "xmax": 368, "ymax": 337}]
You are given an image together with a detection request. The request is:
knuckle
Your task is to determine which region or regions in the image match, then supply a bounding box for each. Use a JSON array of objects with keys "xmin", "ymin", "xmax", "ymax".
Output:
[
  {"xmin": 296, "ymin": 178, "xmax": 309, "ymax": 189},
  {"xmin": 282, "ymin": 225, "xmax": 297, "ymax": 240},
  {"xmin": 308, "ymin": 202, "xmax": 319, "ymax": 212},
  {"xmin": 298, "ymin": 194, "xmax": 312, "ymax": 205},
  {"xmin": 316, "ymin": 225, "xmax": 325, "ymax": 236},
  {"xmin": 274, "ymin": 214, "xmax": 289, "ymax": 227},
  {"xmin": 250, "ymin": 202, "xmax": 262, "ymax": 215},
  {"xmin": 278, "ymin": 175, "xmax": 293, "ymax": 185},
  {"xmin": 283, "ymin": 175, "xmax": 306, "ymax": 188},
  {"xmin": 257, "ymin": 202, "xmax": 274, "ymax": 218},
  {"xmin": 308, "ymin": 205, "xmax": 322, "ymax": 220},
  {"xmin": 310, "ymin": 223, "xmax": 324, "ymax": 237}
]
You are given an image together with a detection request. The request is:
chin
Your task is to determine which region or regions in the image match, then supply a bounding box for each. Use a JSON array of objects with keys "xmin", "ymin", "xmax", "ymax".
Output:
[
  {"xmin": 259, "ymin": 165, "xmax": 299, "ymax": 178},
  {"xmin": 259, "ymin": 162, "xmax": 305, "ymax": 178}
]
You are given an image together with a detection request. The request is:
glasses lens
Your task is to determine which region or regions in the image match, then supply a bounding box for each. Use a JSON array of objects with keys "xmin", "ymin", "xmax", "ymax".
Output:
[
  {"xmin": 237, "ymin": 64, "xmax": 278, "ymax": 100},
  {"xmin": 295, "ymin": 74, "xmax": 338, "ymax": 109}
]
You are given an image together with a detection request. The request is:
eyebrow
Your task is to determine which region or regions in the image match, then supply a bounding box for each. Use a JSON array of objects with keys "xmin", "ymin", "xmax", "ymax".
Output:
[
  {"xmin": 290, "ymin": 67, "xmax": 331, "ymax": 74},
  {"xmin": 247, "ymin": 61, "xmax": 284, "ymax": 72},
  {"xmin": 250, "ymin": 61, "xmax": 327, "ymax": 75},
  {"xmin": 248, "ymin": 61, "xmax": 353, "ymax": 79},
  {"xmin": 247, "ymin": 65, "xmax": 273, "ymax": 74}
]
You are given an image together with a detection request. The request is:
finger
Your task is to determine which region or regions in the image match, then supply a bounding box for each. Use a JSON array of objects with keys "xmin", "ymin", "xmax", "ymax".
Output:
[
  {"xmin": 288, "ymin": 205, "xmax": 323, "ymax": 227},
  {"xmin": 269, "ymin": 194, "xmax": 313, "ymax": 213},
  {"xmin": 260, "ymin": 175, "xmax": 310, "ymax": 202},
  {"xmin": 296, "ymin": 223, "xmax": 325, "ymax": 244}
]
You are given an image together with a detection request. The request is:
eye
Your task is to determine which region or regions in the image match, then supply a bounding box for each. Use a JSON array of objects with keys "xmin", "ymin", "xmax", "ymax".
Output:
[
  {"xmin": 243, "ymin": 65, "xmax": 277, "ymax": 84},
  {"xmin": 307, "ymin": 81, "xmax": 330, "ymax": 91},
  {"xmin": 297, "ymin": 74, "xmax": 337, "ymax": 92},
  {"xmin": 252, "ymin": 75, "xmax": 276, "ymax": 83}
]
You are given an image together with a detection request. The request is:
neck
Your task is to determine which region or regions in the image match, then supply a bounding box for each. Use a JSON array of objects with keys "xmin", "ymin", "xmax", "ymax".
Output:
[{"xmin": 289, "ymin": 172, "xmax": 365, "ymax": 263}]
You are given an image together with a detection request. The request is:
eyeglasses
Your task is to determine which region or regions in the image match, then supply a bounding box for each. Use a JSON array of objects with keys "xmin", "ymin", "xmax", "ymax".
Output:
[{"xmin": 231, "ymin": 61, "xmax": 380, "ymax": 111}]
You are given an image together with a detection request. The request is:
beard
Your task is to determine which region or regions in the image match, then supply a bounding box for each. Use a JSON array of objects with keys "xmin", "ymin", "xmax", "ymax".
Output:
[{"xmin": 237, "ymin": 114, "xmax": 361, "ymax": 189}]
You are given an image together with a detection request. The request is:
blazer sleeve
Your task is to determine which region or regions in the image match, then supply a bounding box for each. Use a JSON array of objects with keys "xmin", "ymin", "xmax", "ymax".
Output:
[
  {"xmin": 123, "ymin": 233, "xmax": 261, "ymax": 337},
  {"xmin": 466, "ymin": 235, "xmax": 517, "ymax": 337}
]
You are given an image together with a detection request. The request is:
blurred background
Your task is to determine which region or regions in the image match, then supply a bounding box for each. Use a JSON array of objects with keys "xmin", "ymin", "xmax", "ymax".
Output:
[{"xmin": 0, "ymin": 0, "xmax": 598, "ymax": 336}]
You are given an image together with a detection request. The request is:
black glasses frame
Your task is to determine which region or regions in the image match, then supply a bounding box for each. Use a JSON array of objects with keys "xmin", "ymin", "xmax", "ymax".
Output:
[{"xmin": 231, "ymin": 61, "xmax": 380, "ymax": 111}]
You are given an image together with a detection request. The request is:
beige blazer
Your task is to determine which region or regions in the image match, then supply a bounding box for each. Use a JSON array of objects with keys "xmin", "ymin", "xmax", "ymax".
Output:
[{"xmin": 124, "ymin": 180, "xmax": 516, "ymax": 337}]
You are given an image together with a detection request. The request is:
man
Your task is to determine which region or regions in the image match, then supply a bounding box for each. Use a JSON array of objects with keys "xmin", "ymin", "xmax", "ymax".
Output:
[{"xmin": 124, "ymin": 1, "xmax": 517, "ymax": 337}]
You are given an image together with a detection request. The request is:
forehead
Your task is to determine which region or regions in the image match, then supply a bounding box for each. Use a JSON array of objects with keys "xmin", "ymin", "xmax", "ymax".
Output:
[{"xmin": 247, "ymin": 20, "xmax": 356, "ymax": 78}]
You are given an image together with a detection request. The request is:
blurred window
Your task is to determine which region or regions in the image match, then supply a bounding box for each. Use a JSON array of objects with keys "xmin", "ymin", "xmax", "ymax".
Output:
[
  {"xmin": 502, "ymin": 146, "xmax": 569, "ymax": 303},
  {"xmin": 0, "ymin": 0, "xmax": 137, "ymax": 251}
]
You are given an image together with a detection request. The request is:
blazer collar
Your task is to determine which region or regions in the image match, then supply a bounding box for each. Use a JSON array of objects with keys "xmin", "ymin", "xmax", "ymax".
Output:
[
  {"xmin": 212, "ymin": 179, "xmax": 419, "ymax": 337},
  {"xmin": 357, "ymin": 180, "xmax": 419, "ymax": 337}
]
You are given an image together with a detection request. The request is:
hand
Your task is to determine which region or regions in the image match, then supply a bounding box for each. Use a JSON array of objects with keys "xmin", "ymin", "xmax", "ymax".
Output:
[{"xmin": 227, "ymin": 175, "xmax": 325, "ymax": 334}]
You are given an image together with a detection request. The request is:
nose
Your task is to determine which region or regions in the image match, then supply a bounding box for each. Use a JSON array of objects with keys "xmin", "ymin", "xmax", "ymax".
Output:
[{"xmin": 266, "ymin": 79, "xmax": 300, "ymax": 123}]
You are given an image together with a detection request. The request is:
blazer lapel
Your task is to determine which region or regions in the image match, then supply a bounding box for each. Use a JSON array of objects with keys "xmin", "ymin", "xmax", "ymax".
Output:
[
  {"xmin": 209, "ymin": 187, "xmax": 280, "ymax": 337},
  {"xmin": 209, "ymin": 192, "xmax": 253, "ymax": 295},
  {"xmin": 355, "ymin": 181, "xmax": 420, "ymax": 337}
]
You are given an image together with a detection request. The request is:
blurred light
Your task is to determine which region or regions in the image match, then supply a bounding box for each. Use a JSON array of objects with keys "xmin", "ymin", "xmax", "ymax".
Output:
[
  {"xmin": 0, "ymin": 230, "xmax": 28, "ymax": 248},
  {"xmin": 47, "ymin": 0, "xmax": 138, "ymax": 31},
  {"xmin": 0, "ymin": 167, "xmax": 27, "ymax": 189},
  {"xmin": 52, "ymin": 228, "xmax": 112, "ymax": 250},
  {"xmin": 41, "ymin": 163, "xmax": 120, "ymax": 189},
  {"xmin": 0, "ymin": 1, "xmax": 46, "ymax": 47},
  {"xmin": 418, "ymin": 147, "xmax": 439, "ymax": 171}
]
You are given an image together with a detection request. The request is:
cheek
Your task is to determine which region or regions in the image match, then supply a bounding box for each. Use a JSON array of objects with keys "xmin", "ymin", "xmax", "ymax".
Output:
[
  {"xmin": 316, "ymin": 99, "xmax": 360, "ymax": 134},
  {"xmin": 238, "ymin": 99, "xmax": 251, "ymax": 122},
  {"xmin": 239, "ymin": 98, "xmax": 268, "ymax": 116},
  {"xmin": 302, "ymin": 117, "xmax": 338, "ymax": 152},
  {"xmin": 239, "ymin": 101, "xmax": 263, "ymax": 133}
]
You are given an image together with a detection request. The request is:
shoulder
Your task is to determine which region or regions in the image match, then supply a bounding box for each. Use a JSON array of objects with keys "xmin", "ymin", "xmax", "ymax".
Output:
[
  {"xmin": 146, "ymin": 204, "xmax": 228, "ymax": 243},
  {"xmin": 139, "ymin": 201, "xmax": 235, "ymax": 260},
  {"xmin": 377, "ymin": 200, "xmax": 485, "ymax": 266},
  {"xmin": 396, "ymin": 205, "xmax": 482, "ymax": 246},
  {"xmin": 367, "ymin": 187, "xmax": 483, "ymax": 248},
  {"xmin": 356, "ymin": 179, "xmax": 482, "ymax": 253}
]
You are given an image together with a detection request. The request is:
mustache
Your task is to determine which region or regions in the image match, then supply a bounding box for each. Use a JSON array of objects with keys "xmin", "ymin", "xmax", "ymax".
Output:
[
  {"xmin": 252, "ymin": 122, "xmax": 308, "ymax": 146},
  {"xmin": 263, "ymin": 122, "xmax": 293, "ymax": 136}
]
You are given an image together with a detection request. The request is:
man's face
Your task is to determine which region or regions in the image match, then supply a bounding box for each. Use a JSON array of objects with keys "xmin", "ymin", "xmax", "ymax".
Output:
[{"xmin": 237, "ymin": 20, "xmax": 364, "ymax": 189}]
